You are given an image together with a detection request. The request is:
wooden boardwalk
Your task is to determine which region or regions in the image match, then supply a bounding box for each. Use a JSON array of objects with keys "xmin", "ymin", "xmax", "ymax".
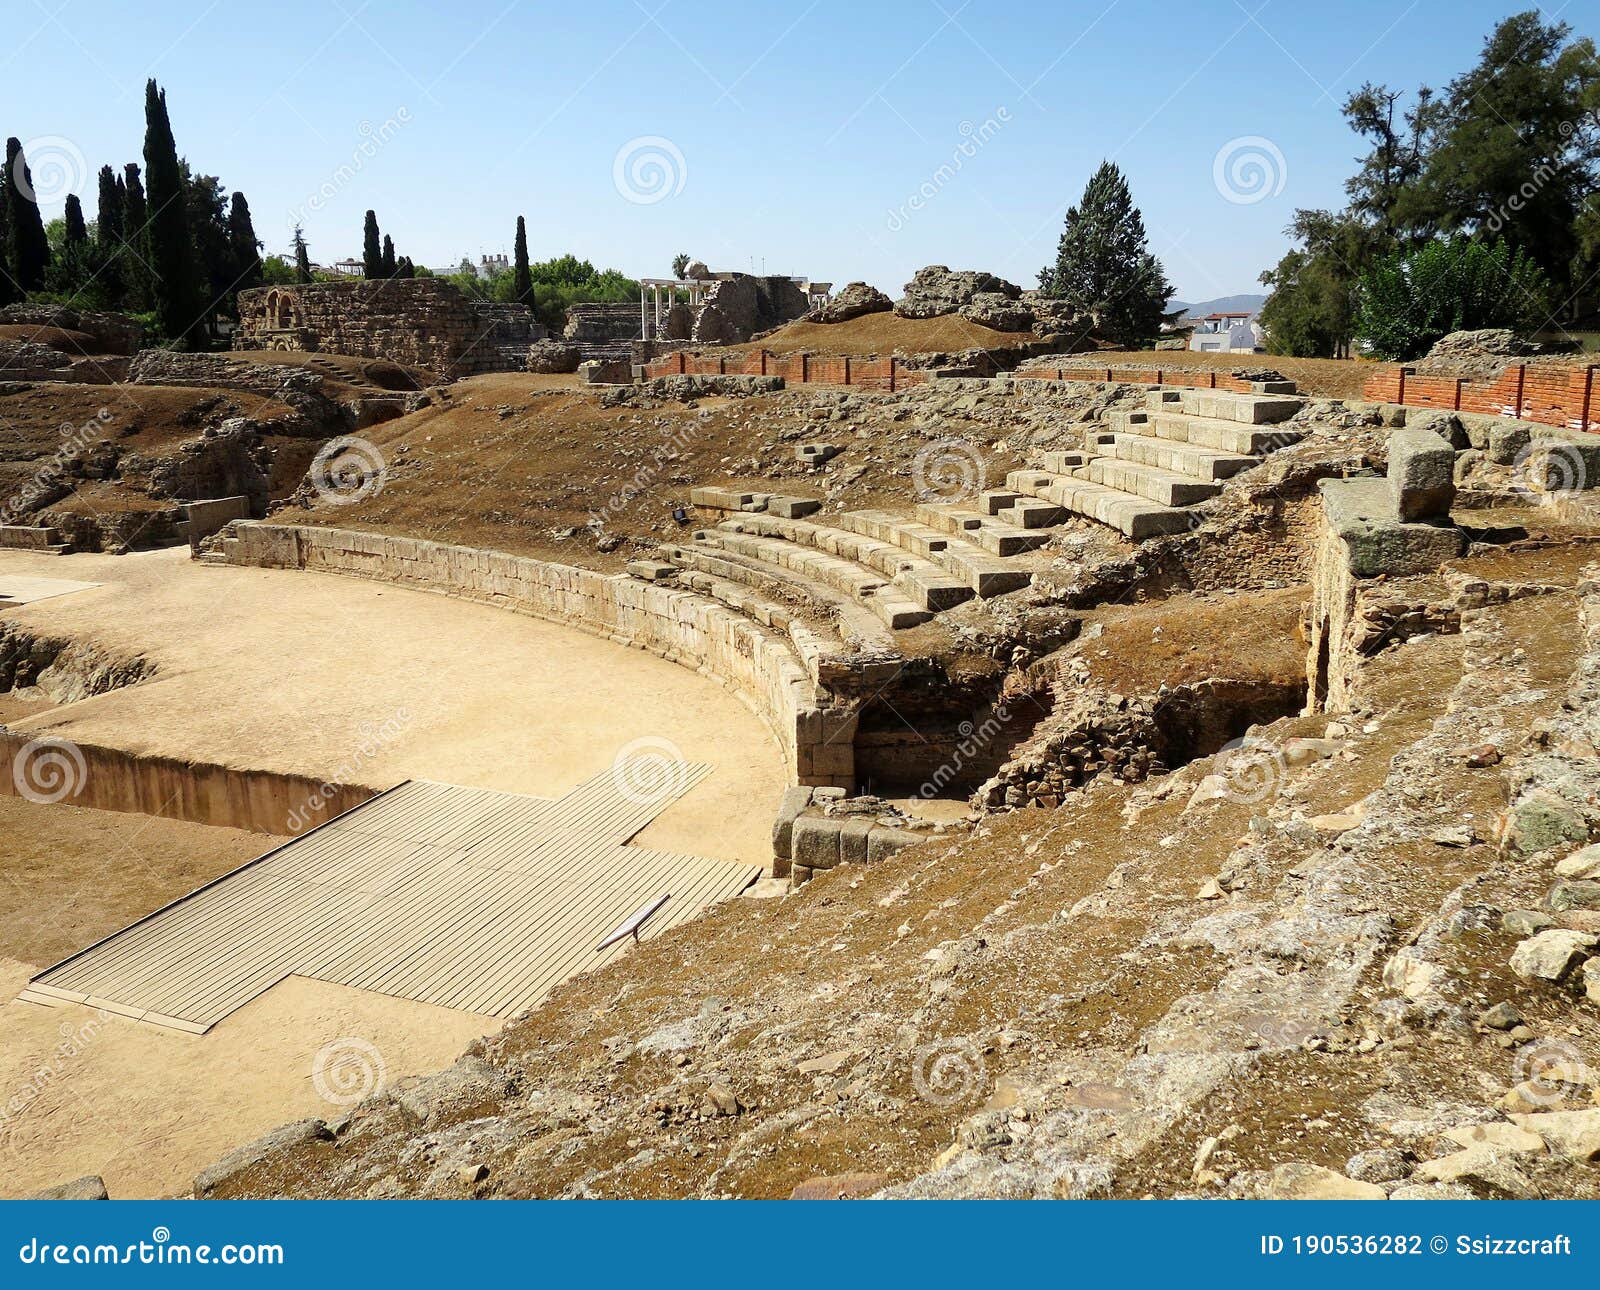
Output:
[{"xmin": 20, "ymin": 766, "xmax": 759, "ymax": 1032}]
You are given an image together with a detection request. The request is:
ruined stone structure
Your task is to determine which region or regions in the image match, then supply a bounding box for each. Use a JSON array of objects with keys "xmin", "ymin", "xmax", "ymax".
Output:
[{"xmin": 234, "ymin": 279, "xmax": 543, "ymax": 380}]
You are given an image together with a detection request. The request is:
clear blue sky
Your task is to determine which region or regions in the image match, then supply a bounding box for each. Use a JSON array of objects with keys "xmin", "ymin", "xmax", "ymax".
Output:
[{"xmin": 3, "ymin": 0, "xmax": 1542, "ymax": 301}]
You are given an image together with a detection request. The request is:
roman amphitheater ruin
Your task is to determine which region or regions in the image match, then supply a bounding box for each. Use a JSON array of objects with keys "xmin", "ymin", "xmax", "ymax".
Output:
[{"xmin": 5, "ymin": 273, "xmax": 1600, "ymax": 1203}]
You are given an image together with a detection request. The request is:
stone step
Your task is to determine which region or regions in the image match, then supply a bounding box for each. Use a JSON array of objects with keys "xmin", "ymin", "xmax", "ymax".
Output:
[
  {"xmin": 1078, "ymin": 455, "xmax": 1223, "ymax": 506},
  {"xmin": 721, "ymin": 514, "xmax": 972, "ymax": 613},
  {"xmin": 832, "ymin": 510, "xmax": 1032, "ymax": 597},
  {"xmin": 1113, "ymin": 408, "xmax": 1303, "ymax": 456},
  {"xmin": 667, "ymin": 565, "xmax": 901, "ymax": 689},
  {"xmin": 1145, "ymin": 387, "xmax": 1303, "ymax": 424},
  {"xmin": 996, "ymin": 497, "xmax": 1068, "ymax": 528},
  {"xmin": 1004, "ymin": 470, "xmax": 1194, "ymax": 540},
  {"xmin": 0, "ymin": 524, "xmax": 69, "ymax": 553},
  {"xmin": 1083, "ymin": 432, "xmax": 1258, "ymax": 481},
  {"xmin": 660, "ymin": 542, "xmax": 896, "ymax": 654},
  {"xmin": 698, "ymin": 529, "xmax": 931, "ymax": 630},
  {"xmin": 915, "ymin": 503, "xmax": 1050, "ymax": 556}
]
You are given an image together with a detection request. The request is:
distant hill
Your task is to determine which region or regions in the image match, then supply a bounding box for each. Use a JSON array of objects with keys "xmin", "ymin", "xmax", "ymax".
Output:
[{"xmin": 1170, "ymin": 294, "xmax": 1268, "ymax": 320}]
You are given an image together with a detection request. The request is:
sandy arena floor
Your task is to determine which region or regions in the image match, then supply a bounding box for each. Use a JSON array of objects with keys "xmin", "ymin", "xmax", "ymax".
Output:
[
  {"xmin": 0, "ymin": 546, "xmax": 787, "ymax": 863},
  {"xmin": 0, "ymin": 545, "xmax": 789, "ymax": 1197}
]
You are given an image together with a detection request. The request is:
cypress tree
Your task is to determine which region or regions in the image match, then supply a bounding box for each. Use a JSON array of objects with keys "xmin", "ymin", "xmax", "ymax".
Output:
[
  {"xmin": 121, "ymin": 162, "xmax": 150, "ymax": 310},
  {"xmin": 63, "ymin": 194, "xmax": 88, "ymax": 248},
  {"xmin": 395, "ymin": 256, "xmax": 415, "ymax": 279},
  {"xmin": 381, "ymin": 233, "xmax": 396, "ymax": 278},
  {"xmin": 5, "ymin": 137, "xmax": 52, "ymax": 291},
  {"xmin": 227, "ymin": 191, "xmax": 262, "ymax": 293},
  {"xmin": 142, "ymin": 79, "xmax": 201, "ymax": 346},
  {"xmin": 512, "ymin": 215, "xmax": 534, "ymax": 309},
  {"xmin": 0, "ymin": 164, "xmax": 15, "ymax": 307},
  {"xmin": 362, "ymin": 210, "xmax": 382, "ymax": 277},
  {"xmin": 95, "ymin": 165, "xmax": 123, "ymax": 251},
  {"xmin": 1040, "ymin": 160, "xmax": 1174, "ymax": 347},
  {"xmin": 292, "ymin": 224, "xmax": 312, "ymax": 283}
]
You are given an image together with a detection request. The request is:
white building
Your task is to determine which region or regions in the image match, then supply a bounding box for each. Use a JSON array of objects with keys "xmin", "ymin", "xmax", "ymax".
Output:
[{"xmin": 1188, "ymin": 310, "xmax": 1263, "ymax": 354}]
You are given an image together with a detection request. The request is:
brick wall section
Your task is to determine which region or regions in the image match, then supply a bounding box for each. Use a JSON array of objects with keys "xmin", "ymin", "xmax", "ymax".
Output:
[
  {"xmin": 1361, "ymin": 363, "xmax": 1600, "ymax": 432},
  {"xmin": 207, "ymin": 522, "xmax": 857, "ymax": 789}
]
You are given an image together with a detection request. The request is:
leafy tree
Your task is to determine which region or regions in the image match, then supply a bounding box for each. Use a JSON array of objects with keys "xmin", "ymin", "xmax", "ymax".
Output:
[
  {"xmin": 1356, "ymin": 237, "xmax": 1553, "ymax": 359},
  {"xmin": 4, "ymin": 137, "xmax": 52, "ymax": 291},
  {"xmin": 183, "ymin": 167, "xmax": 233, "ymax": 336},
  {"xmin": 1039, "ymin": 161, "xmax": 1174, "ymax": 347},
  {"xmin": 1394, "ymin": 11, "xmax": 1600, "ymax": 309},
  {"xmin": 671, "ymin": 252, "xmax": 690, "ymax": 280},
  {"xmin": 228, "ymin": 192, "xmax": 262, "ymax": 296},
  {"xmin": 292, "ymin": 224, "xmax": 312, "ymax": 284},
  {"xmin": 143, "ymin": 80, "xmax": 202, "ymax": 346},
  {"xmin": 261, "ymin": 254, "xmax": 297, "ymax": 285},
  {"xmin": 512, "ymin": 216, "xmax": 534, "ymax": 309},
  {"xmin": 362, "ymin": 210, "xmax": 382, "ymax": 278},
  {"xmin": 1258, "ymin": 210, "xmax": 1383, "ymax": 357}
]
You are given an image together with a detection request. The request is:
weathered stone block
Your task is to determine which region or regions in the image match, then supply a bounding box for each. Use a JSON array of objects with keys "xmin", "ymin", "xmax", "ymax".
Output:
[
  {"xmin": 837, "ymin": 818, "xmax": 873, "ymax": 866},
  {"xmin": 771, "ymin": 786, "xmax": 814, "ymax": 863},
  {"xmin": 1386, "ymin": 425, "xmax": 1456, "ymax": 521},
  {"xmin": 867, "ymin": 826, "xmax": 924, "ymax": 864},
  {"xmin": 792, "ymin": 816, "xmax": 841, "ymax": 870}
]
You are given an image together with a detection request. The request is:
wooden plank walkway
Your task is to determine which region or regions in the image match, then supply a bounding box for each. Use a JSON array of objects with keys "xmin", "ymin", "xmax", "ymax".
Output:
[{"xmin": 19, "ymin": 763, "xmax": 759, "ymax": 1032}]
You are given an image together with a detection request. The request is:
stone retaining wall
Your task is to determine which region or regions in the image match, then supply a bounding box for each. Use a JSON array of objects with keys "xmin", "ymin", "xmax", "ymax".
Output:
[{"xmin": 205, "ymin": 522, "xmax": 856, "ymax": 788}]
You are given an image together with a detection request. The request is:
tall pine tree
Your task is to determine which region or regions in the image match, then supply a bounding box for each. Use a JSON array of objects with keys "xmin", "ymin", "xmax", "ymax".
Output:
[
  {"xmin": 1040, "ymin": 161, "xmax": 1173, "ymax": 347},
  {"xmin": 94, "ymin": 164, "xmax": 124, "ymax": 308},
  {"xmin": 513, "ymin": 215, "xmax": 534, "ymax": 310},
  {"xmin": 227, "ymin": 192, "xmax": 262, "ymax": 295},
  {"xmin": 62, "ymin": 194, "xmax": 88, "ymax": 247},
  {"xmin": 5, "ymin": 137, "xmax": 52, "ymax": 292},
  {"xmin": 142, "ymin": 80, "xmax": 201, "ymax": 346},
  {"xmin": 362, "ymin": 210, "xmax": 382, "ymax": 278}
]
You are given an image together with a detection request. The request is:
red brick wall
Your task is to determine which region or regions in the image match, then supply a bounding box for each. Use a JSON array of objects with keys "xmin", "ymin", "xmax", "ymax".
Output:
[
  {"xmin": 642, "ymin": 349, "xmax": 932, "ymax": 391},
  {"xmin": 1361, "ymin": 363, "xmax": 1600, "ymax": 432}
]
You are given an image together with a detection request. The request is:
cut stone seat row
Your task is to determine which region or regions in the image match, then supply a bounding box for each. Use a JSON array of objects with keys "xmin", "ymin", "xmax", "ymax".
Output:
[
  {"xmin": 1152, "ymin": 387, "xmax": 1303, "ymax": 425},
  {"xmin": 1109, "ymin": 408, "xmax": 1305, "ymax": 456},
  {"xmin": 720, "ymin": 514, "xmax": 972, "ymax": 614},
  {"xmin": 1074, "ymin": 432, "xmax": 1257, "ymax": 481},
  {"xmin": 0, "ymin": 524, "xmax": 70, "ymax": 554},
  {"xmin": 915, "ymin": 503, "xmax": 1050, "ymax": 556},
  {"xmin": 831, "ymin": 509, "xmax": 1033, "ymax": 596},
  {"xmin": 666, "ymin": 565, "xmax": 902, "ymax": 689},
  {"xmin": 656, "ymin": 540, "xmax": 897, "ymax": 654},
  {"xmin": 697, "ymin": 528, "xmax": 932, "ymax": 630},
  {"xmin": 1004, "ymin": 469, "xmax": 1194, "ymax": 540}
]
